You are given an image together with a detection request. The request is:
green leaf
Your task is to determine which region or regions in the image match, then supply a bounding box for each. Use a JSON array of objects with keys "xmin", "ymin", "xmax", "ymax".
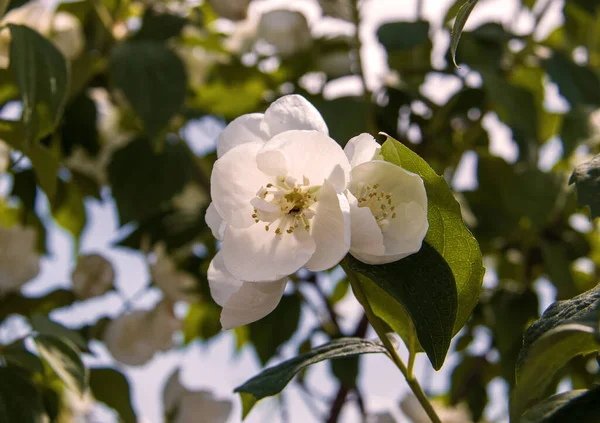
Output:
[
  {"xmin": 234, "ymin": 338, "xmax": 387, "ymax": 419},
  {"xmin": 450, "ymin": 355, "xmax": 493, "ymax": 421},
  {"xmin": 450, "ymin": 0, "xmax": 480, "ymax": 67},
  {"xmin": 8, "ymin": 24, "xmax": 70, "ymax": 143},
  {"xmin": 309, "ymin": 96, "xmax": 369, "ymax": 146},
  {"xmin": 0, "ymin": 290, "xmax": 76, "ymax": 324},
  {"xmin": 28, "ymin": 139, "xmax": 60, "ymax": 203},
  {"xmin": 520, "ymin": 387, "xmax": 600, "ymax": 423},
  {"xmin": 34, "ymin": 334, "xmax": 88, "ymax": 398},
  {"xmin": 249, "ymin": 294, "xmax": 302, "ymax": 365},
  {"xmin": 183, "ymin": 301, "xmax": 222, "ymax": 343},
  {"xmin": 543, "ymin": 52, "xmax": 600, "ymax": 107},
  {"xmin": 560, "ymin": 107, "xmax": 595, "ymax": 158},
  {"xmin": 330, "ymin": 355, "xmax": 359, "ymax": 388},
  {"xmin": 109, "ymin": 41, "xmax": 187, "ymax": 137},
  {"xmin": 0, "ymin": 0, "xmax": 9, "ymax": 17},
  {"xmin": 569, "ymin": 154, "xmax": 600, "ymax": 219},
  {"xmin": 0, "ymin": 368, "xmax": 49, "ymax": 423},
  {"xmin": 131, "ymin": 8, "xmax": 187, "ymax": 42},
  {"xmin": 381, "ymin": 135, "xmax": 484, "ymax": 336},
  {"xmin": 31, "ymin": 314, "xmax": 87, "ymax": 350},
  {"xmin": 51, "ymin": 180, "xmax": 87, "ymax": 247},
  {"xmin": 89, "ymin": 368, "xmax": 137, "ymax": 423},
  {"xmin": 0, "ymin": 339, "xmax": 44, "ymax": 373},
  {"xmin": 107, "ymin": 137, "xmax": 195, "ymax": 225},
  {"xmin": 346, "ymin": 242, "xmax": 457, "ymax": 370},
  {"xmin": 377, "ymin": 21, "xmax": 430, "ymax": 51}
]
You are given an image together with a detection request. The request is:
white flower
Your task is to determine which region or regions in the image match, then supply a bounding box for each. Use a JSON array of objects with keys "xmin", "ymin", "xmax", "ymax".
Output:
[
  {"xmin": 206, "ymin": 94, "xmax": 351, "ymax": 327},
  {"xmin": 0, "ymin": 1, "xmax": 84, "ymax": 68},
  {"xmin": 207, "ymin": 0, "xmax": 251, "ymax": 21},
  {"xmin": 400, "ymin": 394, "xmax": 473, "ymax": 423},
  {"xmin": 71, "ymin": 253, "xmax": 115, "ymax": 300},
  {"xmin": 257, "ymin": 10, "xmax": 312, "ymax": 56},
  {"xmin": 163, "ymin": 371, "xmax": 232, "ymax": 423},
  {"xmin": 103, "ymin": 300, "xmax": 181, "ymax": 366},
  {"xmin": 150, "ymin": 243, "xmax": 200, "ymax": 303},
  {"xmin": 344, "ymin": 134, "xmax": 428, "ymax": 265},
  {"xmin": 0, "ymin": 224, "xmax": 40, "ymax": 294}
]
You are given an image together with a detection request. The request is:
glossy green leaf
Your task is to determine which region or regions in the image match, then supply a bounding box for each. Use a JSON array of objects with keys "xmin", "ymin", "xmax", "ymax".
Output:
[
  {"xmin": 0, "ymin": 339, "xmax": 43, "ymax": 373},
  {"xmin": 8, "ymin": 24, "xmax": 70, "ymax": 143},
  {"xmin": 249, "ymin": 294, "xmax": 302, "ymax": 365},
  {"xmin": 28, "ymin": 140, "xmax": 60, "ymax": 203},
  {"xmin": 381, "ymin": 135, "xmax": 484, "ymax": 336},
  {"xmin": 346, "ymin": 242, "xmax": 457, "ymax": 370},
  {"xmin": 89, "ymin": 368, "xmax": 137, "ymax": 423},
  {"xmin": 34, "ymin": 334, "xmax": 88, "ymax": 397},
  {"xmin": 109, "ymin": 41, "xmax": 187, "ymax": 137},
  {"xmin": 520, "ymin": 387, "xmax": 600, "ymax": 423},
  {"xmin": 0, "ymin": 368, "xmax": 49, "ymax": 423},
  {"xmin": 450, "ymin": 0, "xmax": 480, "ymax": 67},
  {"xmin": 569, "ymin": 154, "xmax": 600, "ymax": 219},
  {"xmin": 31, "ymin": 314, "xmax": 87, "ymax": 350},
  {"xmin": 234, "ymin": 338, "xmax": 387, "ymax": 419}
]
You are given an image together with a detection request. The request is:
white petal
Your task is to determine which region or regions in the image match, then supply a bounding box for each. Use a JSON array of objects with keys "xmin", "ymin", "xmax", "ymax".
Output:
[
  {"xmin": 383, "ymin": 201, "xmax": 429, "ymax": 256},
  {"xmin": 217, "ymin": 113, "xmax": 268, "ymax": 158},
  {"xmin": 344, "ymin": 133, "xmax": 381, "ymax": 167},
  {"xmin": 207, "ymin": 252, "xmax": 242, "ymax": 306},
  {"xmin": 346, "ymin": 191, "xmax": 385, "ymax": 258},
  {"xmin": 257, "ymin": 130, "xmax": 350, "ymax": 191},
  {"xmin": 211, "ymin": 141, "xmax": 273, "ymax": 228},
  {"xmin": 205, "ymin": 202, "xmax": 226, "ymax": 241},
  {"xmin": 261, "ymin": 94, "xmax": 328, "ymax": 137},
  {"xmin": 304, "ymin": 181, "xmax": 350, "ymax": 271},
  {"xmin": 221, "ymin": 223, "xmax": 315, "ymax": 282},
  {"xmin": 255, "ymin": 148, "xmax": 288, "ymax": 176},
  {"xmin": 221, "ymin": 279, "xmax": 287, "ymax": 329}
]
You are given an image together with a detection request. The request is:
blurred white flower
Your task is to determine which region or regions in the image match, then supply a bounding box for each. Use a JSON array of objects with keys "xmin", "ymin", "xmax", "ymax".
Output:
[
  {"xmin": 224, "ymin": 16, "xmax": 258, "ymax": 54},
  {"xmin": 150, "ymin": 243, "xmax": 200, "ymax": 303},
  {"xmin": 172, "ymin": 183, "xmax": 208, "ymax": 215},
  {"xmin": 174, "ymin": 31, "xmax": 228, "ymax": 89},
  {"xmin": 257, "ymin": 10, "xmax": 312, "ymax": 56},
  {"xmin": 318, "ymin": 50, "xmax": 353, "ymax": 78},
  {"xmin": 0, "ymin": 0, "xmax": 84, "ymax": 68},
  {"xmin": 318, "ymin": 0, "xmax": 354, "ymax": 22},
  {"xmin": 208, "ymin": 0, "xmax": 251, "ymax": 21},
  {"xmin": 104, "ymin": 300, "xmax": 182, "ymax": 366},
  {"xmin": 71, "ymin": 253, "xmax": 115, "ymax": 300},
  {"xmin": 0, "ymin": 224, "xmax": 40, "ymax": 294},
  {"xmin": 400, "ymin": 394, "xmax": 473, "ymax": 423},
  {"xmin": 163, "ymin": 370, "xmax": 232, "ymax": 423},
  {"xmin": 344, "ymin": 134, "xmax": 428, "ymax": 264},
  {"xmin": 206, "ymin": 94, "xmax": 351, "ymax": 327}
]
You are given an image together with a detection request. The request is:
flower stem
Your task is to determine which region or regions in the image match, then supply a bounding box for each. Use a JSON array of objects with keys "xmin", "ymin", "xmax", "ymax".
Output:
[{"xmin": 342, "ymin": 262, "xmax": 442, "ymax": 423}]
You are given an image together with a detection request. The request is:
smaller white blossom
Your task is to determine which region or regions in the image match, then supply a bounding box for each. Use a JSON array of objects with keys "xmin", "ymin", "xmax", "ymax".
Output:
[
  {"xmin": 71, "ymin": 253, "xmax": 115, "ymax": 300},
  {"xmin": 0, "ymin": 224, "xmax": 40, "ymax": 294},
  {"xmin": 103, "ymin": 300, "xmax": 182, "ymax": 366},
  {"xmin": 150, "ymin": 243, "xmax": 200, "ymax": 303},
  {"xmin": 0, "ymin": 1, "xmax": 84, "ymax": 68},
  {"xmin": 163, "ymin": 370, "xmax": 232, "ymax": 423},
  {"xmin": 344, "ymin": 134, "xmax": 428, "ymax": 265},
  {"xmin": 257, "ymin": 10, "xmax": 312, "ymax": 56}
]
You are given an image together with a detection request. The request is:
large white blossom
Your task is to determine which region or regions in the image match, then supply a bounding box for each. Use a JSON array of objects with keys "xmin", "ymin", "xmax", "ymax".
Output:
[
  {"xmin": 103, "ymin": 300, "xmax": 181, "ymax": 366},
  {"xmin": 206, "ymin": 94, "xmax": 351, "ymax": 328},
  {"xmin": 71, "ymin": 253, "xmax": 115, "ymax": 300},
  {"xmin": 0, "ymin": 1, "xmax": 84, "ymax": 68},
  {"xmin": 0, "ymin": 224, "xmax": 40, "ymax": 294},
  {"xmin": 150, "ymin": 243, "xmax": 200, "ymax": 303},
  {"xmin": 344, "ymin": 134, "xmax": 428, "ymax": 264},
  {"xmin": 163, "ymin": 371, "xmax": 232, "ymax": 423},
  {"xmin": 257, "ymin": 10, "xmax": 312, "ymax": 56}
]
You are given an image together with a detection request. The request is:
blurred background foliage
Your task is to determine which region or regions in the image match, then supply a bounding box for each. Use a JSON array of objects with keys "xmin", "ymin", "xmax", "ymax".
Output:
[{"xmin": 1, "ymin": 0, "xmax": 600, "ymax": 422}]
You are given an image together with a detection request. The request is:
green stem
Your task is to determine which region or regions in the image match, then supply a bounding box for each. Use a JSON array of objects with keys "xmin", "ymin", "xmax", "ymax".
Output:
[
  {"xmin": 341, "ymin": 262, "xmax": 442, "ymax": 423},
  {"xmin": 407, "ymin": 320, "xmax": 417, "ymax": 379}
]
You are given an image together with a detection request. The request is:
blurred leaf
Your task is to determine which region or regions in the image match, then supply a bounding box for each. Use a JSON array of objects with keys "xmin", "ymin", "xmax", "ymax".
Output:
[
  {"xmin": 569, "ymin": 154, "xmax": 600, "ymax": 219},
  {"xmin": 249, "ymin": 294, "xmax": 302, "ymax": 365},
  {"xmin": 183, "ymin": 302, "xmax": 222, "ymax": 343},
  {"xmin": 11, "ymin": 169, "xmax": 38, "ymax": 211},
  {"xmin": 0, "ymin": 290, "xmax": 76, "ymax": 324},
  {"xmin": 0, "ymin": 0, "xmax": 8, "ymax": 17},
  {"xmin": 330, "ymin": 355, "xmax": 359, "ymax": 388},
  {"xmin": 34, "ymin": 335, "xmax": 88, "ymax": 397},
  {"xmin": 8, "ymin": 24, "xmax": 70, "ymax": 143},
  {"xmin": 450, "ymin": 355, "xmax": 492, "ymax": 421},
  {"xmin": 309, "ymin": 96, "xmax": 369, "ymax": 145},
  {"xmin": 0, "ymin": 367, "xmax": 49, "ymax": 423},
  {"xmin": 543, "ymin": 52, "xmax": 600, "ymax": 107},
  {"xmin": 511, "ymin": 321, "xmax": 600, "ymax": 420},
  {"xmin": 60, "ymin": 92, "xmax": 100, "ymax": 157},
  {"xmin": 89, "ymin": 368, "xmax": 137, "ymax": 423},
  {"xmin": 109, "ymin": 41, "xmax": 187, "ymax": 137},
  {"xmin": 381, "ymin": 135, "xmax": 484, "ymax": 336},
  {"xmin": 330, "ymin": 278, "xmax": 349, "ymax": 304},
  {"xmin": 541, "ymin": 242, "xmax": 578, "ymax": 300},
  {"xmin": 131, "ymin": 8, "xmax": 187, "ymax": 41},
  {"xmin": 234, "ymin": 338, "xmax": 387, "ymax": 419},
  {"xmin": 107, "ymin": 137, "xmax": 195, "ymax": 225},
  {"xmin": 450, "ymin": 0, "xmax": 480, "ymax": 67},
  {"xmin": 71, "ymin": 170, "xmax": 102, "ymax": 200},
  {"xmin": 561, "ymin": 107, "xmax": 595, "ymax": 158},
  {"xmin": 0, "ymin": 339, "xmax": 43, "ymax": 373},
  {"xmin": 377, "ymin": 21, "xmax": 430, "ymax": 51},
  {"xmin": 520, "ymin": 387, "xmax": 600, "ymax": 423},
  {"xmin": 346, "ymin": 242, "xmax": 457, "ymax": 370},
  {"xmin": 52, "ymin": 179, "xmax": 86, "ymax": 247},
  {"xmin": 28, "ymin": 140, "xmax": 60, "ymax": 203},
  {"xmin": 31, "ymin": 314, "xmax": 87, "ymax": 350}
]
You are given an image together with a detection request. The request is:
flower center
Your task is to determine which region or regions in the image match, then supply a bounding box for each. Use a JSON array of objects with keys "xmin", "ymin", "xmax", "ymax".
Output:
[
  {"xmin": 353, "ymin": 183, "xmax": 397, "ymax": 231},
  {"xmin": 250, "ymin": 175, "xmax": 320, "ymax": 235}
]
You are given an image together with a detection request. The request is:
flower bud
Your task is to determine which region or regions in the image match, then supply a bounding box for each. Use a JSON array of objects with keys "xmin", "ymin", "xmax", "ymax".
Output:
[
  {"xmin": 0, "ymin": 224, "xmax": 40, "ymax": 294},
  {"xmin": 71, "ymin": 254, "xmax": 115, "ymax": 300}
]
